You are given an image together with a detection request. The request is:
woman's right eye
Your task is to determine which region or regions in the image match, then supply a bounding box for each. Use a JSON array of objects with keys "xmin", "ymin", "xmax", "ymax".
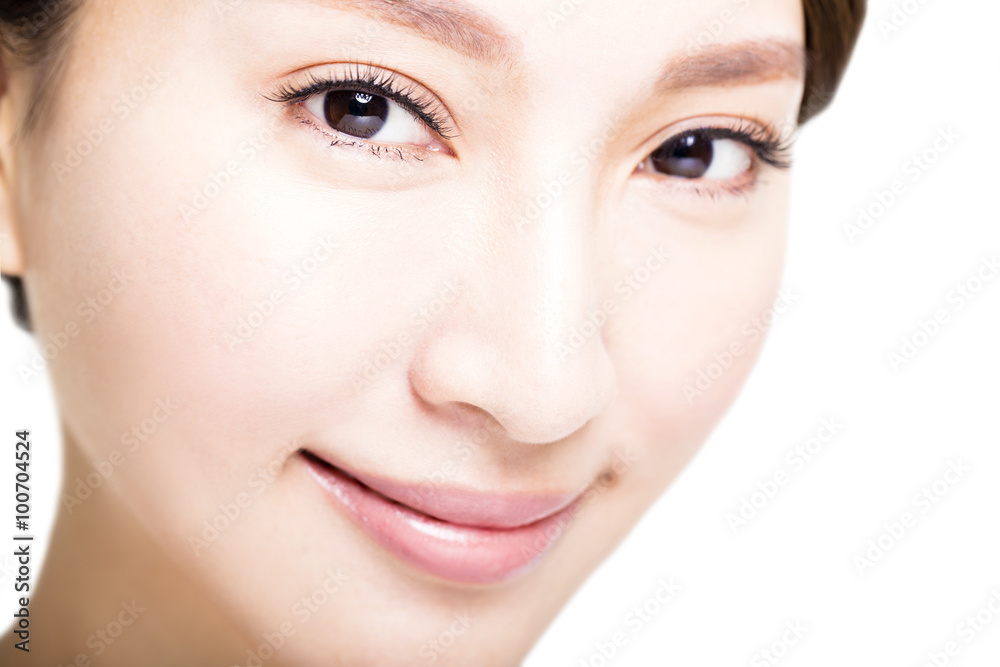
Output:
[{"xmin": 301, "ymin": 89, "xmax": 441, "ymax": 148}]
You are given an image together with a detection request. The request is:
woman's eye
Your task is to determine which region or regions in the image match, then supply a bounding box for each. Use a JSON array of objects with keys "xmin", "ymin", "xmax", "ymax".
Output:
[
  {"xmin": 643, "ymin": 131, "xmax": 752, "ymax": 181},
  {"xmin": 302, "ymin": 89, "xmax": 438, "ymax": 146}
]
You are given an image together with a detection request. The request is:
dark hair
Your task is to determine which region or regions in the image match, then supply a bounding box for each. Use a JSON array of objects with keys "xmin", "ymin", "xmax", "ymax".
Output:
[
  {"xmin": 1, "ymin": 0, "xmax": 82, "ymax": 332},
  {"xmin": 801, "ymin": 0, "xmax": 866, "ymax": 123},
  {"xmin": 0, "ymin": 0, "xmax": 866, "ymax": 333}
]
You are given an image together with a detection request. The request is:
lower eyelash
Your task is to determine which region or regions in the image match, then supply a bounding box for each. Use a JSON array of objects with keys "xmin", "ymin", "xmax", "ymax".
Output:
[
  {"xmin": 690, "ymin": 181, "xmax": 754, "ymax": 201},
  {"xmin": 293, "ymin": 114, "xmax": 425, "ymax": 162}
]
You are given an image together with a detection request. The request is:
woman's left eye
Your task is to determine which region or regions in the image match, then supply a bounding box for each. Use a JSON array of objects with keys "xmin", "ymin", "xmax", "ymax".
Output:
[
  {"xmin": 302, "ymin": 89, "xmax": 439, "ymax": 147},
  {"xmin": 640, "ymin": 131, "xmax": 753, "ymax": 181}
]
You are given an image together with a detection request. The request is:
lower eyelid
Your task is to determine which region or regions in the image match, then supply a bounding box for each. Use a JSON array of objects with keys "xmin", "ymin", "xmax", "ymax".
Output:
[
  {"xmin": 634, "ymin": 156, "xmax": 759, "ymax": 199},
  {"xmin": 293, "ymin": 112, "xmax": 426, "ymax": 162},
  {"xmin": 635, "ymin": 175, "xmax": 758, "ymax": 203}
]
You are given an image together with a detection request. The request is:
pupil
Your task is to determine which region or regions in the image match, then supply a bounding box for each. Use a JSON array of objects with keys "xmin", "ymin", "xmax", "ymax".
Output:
[
  {"xmin": 650, "ymin": 132, "xmax": 714, "ymax": 179},
  {"xmin": 323, "ymin": 91, "xmax": 389, "ymax": 139}
]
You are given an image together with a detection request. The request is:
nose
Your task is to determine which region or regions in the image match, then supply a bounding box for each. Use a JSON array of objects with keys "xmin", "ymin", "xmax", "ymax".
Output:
[{"xmin": 408, "ymin": 178, "xmax": 619, "ymax": 445}]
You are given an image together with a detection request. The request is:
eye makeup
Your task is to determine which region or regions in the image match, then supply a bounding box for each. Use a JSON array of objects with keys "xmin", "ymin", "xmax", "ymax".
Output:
[
  {"xmin": 265, "ymin": 62, "xmax": 457, "ymax": 140},
  {"xmin": 266, "ymin": 62, "xmax": 793, "ymax": 199}
]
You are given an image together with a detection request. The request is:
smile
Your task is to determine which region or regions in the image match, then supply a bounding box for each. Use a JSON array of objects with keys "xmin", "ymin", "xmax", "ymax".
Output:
[{"xmin": 301, "ymin": 450, "xmax": 584, "ymax": 584}]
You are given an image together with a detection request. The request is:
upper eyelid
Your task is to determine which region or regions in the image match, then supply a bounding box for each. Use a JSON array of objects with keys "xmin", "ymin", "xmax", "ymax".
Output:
[
  {"xmin": 647, "ymin": 115, "xmax": 791, "ymax": 144},
  {"xmin": 649, "ymin": 119, "xmax": 794, "ymax": 169},
  {"xmin": 264, "ymin": 64, "xmax": 459, "ymax": 140}
]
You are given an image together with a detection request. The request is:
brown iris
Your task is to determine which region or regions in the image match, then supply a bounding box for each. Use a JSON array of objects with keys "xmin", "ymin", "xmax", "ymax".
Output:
[
  {"xmin": 649, "ymin": 131, "xmax": 714, "ymax": 178},
  {"xmin": 323, "ymin": 91, "xmax": 389, "ymax": 139}
]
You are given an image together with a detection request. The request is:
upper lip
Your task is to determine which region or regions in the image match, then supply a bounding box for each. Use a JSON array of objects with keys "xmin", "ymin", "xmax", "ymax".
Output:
[{"xmin": 303, "ymin": 449, "xmax": 582, "ymax": 529}]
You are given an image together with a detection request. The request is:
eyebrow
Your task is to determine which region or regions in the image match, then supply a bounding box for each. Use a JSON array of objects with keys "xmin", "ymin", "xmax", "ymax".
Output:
[
  {"xmin": 655, "ymin": 40, "xmax": 806, "ymax": 92},
  {"xmin": 301, "ymin": 1, "xmax": 803, "ymax": 91},
  {"xmin": 302, "ymin": 0, "xmax": 519, "ymax": 65}
]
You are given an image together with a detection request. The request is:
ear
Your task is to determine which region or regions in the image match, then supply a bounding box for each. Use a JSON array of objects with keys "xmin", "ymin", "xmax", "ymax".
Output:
[{"xmin": 0, "ymin": 51, "xmax": 27, "ymax": 278}]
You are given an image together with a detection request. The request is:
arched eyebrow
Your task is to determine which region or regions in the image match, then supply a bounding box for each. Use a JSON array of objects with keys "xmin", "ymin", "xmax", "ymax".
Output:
[
  {"xmin": 298, "ymin": 0, "xmax": 804, "ymax": 90},
  {"xmin": 655, "ymin": 40, "xmax": 806, "ymax": 92},
  {"xmin": 299, "ymin": 0, "xmax": 520, "ymax": 65}
]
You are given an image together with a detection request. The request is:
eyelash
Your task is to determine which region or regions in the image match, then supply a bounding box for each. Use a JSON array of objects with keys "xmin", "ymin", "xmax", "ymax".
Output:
[
  {"xmin": 641, "ymin": 120, "xmax": 793, "ymax": 198},
  {"xmin": 266, "ymin": 65, "xmax": 791, "ymax": 198},
  {"xmin": 265, "ymin": 63, "xmax": 457, "ymax": 142},
  {"xmin": 700, "ymin": 121, "xmax": 792, "ymax": 171}
]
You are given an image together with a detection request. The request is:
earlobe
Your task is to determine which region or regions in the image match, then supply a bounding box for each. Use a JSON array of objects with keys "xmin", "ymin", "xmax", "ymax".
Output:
[{"xmin": 0, "ymin": 174, "xmax": 27, "ymax": 278}]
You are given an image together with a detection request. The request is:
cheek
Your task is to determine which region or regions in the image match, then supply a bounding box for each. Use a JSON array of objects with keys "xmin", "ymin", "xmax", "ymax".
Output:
[
  {"xmin": 21, "ymin": 80, "xmax": 468, "ymax": 551},
  {"xmin": 606, "ymin": 187, "xmax": 790, "ymax": 480},
  {"xmin": 16, "ymin": 80, "xmax": 355, "ymax": 543}
]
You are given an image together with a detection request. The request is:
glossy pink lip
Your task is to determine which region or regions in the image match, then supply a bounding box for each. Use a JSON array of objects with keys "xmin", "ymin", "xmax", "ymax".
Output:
[{"xmin": 301, "ymin": 451, "xmax": 583, "ymax": 584}]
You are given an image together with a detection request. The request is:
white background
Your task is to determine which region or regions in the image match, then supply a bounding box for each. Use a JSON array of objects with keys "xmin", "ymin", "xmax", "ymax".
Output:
[{"xmin": 2, "ymin": 1, "xmax": 999, "ymax": 665}]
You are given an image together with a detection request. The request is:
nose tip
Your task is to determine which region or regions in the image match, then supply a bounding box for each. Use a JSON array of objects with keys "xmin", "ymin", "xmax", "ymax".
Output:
[
  {"xmin": 408, "ymin": 319, "xmax": 619, "ymax": 446},
  {"xmin": 499, "ymin": 353, "xmax": 619, "ymax": 445}
]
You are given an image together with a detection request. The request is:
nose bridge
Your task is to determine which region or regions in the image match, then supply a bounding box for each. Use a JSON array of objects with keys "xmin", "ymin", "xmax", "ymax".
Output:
[
  {"xmin": 409, "ymin": 161, "xmax": 618, "ymax": 445},
  {"xmin": 496, "ymin": 175, "xmax": 601, "ymax": 370}
]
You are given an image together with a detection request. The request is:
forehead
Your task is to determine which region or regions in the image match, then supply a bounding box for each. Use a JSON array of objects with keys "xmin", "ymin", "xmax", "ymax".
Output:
[{"xmin": 73, "ymin": 0, "xmax": 804, "ymax": 86}]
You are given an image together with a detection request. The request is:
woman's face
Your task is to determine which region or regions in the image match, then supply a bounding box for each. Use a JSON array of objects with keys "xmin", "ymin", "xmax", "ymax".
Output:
[{"xmin": 3, "ymin": 0, "xmax": 803, "ymax": 662}]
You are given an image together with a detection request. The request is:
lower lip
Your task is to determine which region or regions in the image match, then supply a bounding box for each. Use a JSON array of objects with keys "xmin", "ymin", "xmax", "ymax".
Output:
[{"xmin": 302, "ymin": 454, "xmax": 579, "ymax": 585}]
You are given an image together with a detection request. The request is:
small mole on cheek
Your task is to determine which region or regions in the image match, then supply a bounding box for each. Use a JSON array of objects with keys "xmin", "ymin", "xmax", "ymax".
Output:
[{"xmin": 596, "ymin": 466, "xmax": 622, "ymax": 491}]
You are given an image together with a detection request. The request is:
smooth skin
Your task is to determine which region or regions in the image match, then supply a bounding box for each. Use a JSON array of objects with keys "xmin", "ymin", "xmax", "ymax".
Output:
[{"xmin": 0, "ymin": 0, "xmax": 804, "ymax": 664}]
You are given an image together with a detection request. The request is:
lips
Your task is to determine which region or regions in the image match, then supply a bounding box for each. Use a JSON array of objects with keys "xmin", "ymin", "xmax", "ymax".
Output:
[{"xmin": 301, "ymin": 450, "xmax": 583, "ymax": 584}]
